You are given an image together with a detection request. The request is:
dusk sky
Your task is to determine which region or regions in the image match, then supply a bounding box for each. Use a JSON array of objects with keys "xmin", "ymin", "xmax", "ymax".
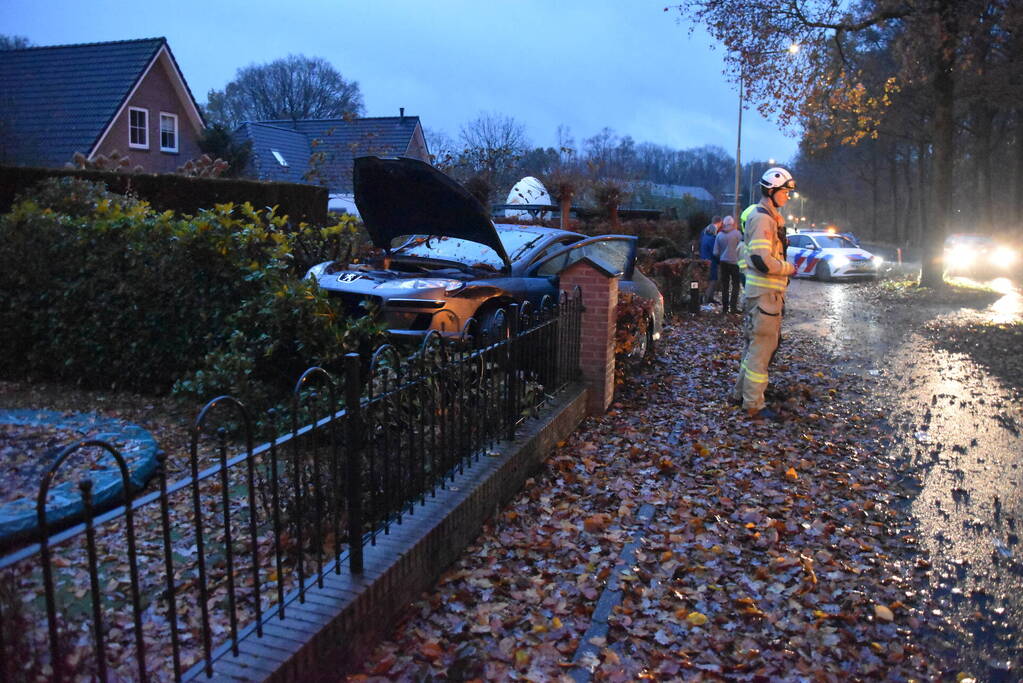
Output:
[{"xmin": 2, "ymin": 0, "xmax": 801, "ymax": 165}]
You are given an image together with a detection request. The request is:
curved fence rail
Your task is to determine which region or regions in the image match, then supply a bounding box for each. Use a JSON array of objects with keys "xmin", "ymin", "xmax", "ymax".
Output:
[{"xmin": 0, "ymin": 290, "xmax": 581, "ymax": 681}]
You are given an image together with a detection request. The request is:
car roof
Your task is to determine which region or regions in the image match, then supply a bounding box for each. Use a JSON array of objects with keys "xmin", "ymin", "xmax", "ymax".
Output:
[
  {"xmin": 946, "ymin": 233, "xmax": 993, "ymax": 243},
  {"xmin": 494, "ymin": 223, "xmax": 581, "ymax": 240}
]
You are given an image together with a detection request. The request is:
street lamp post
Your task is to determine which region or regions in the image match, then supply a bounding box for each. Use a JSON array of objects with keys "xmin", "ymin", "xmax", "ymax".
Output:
[
  {"xmin": 792, "ymin": 191, "xmax": 806, "ymax": 224},
  {"xmin": 732, "ymin": 71, "xmax": 745, "ymax": 224},
  {"xmin": 732, "ymin": 45, "xmax": 799, "ymax": 223},
  {"xmin": 747, "ymin": 157, "xmax": 776, "ymax": 206}
]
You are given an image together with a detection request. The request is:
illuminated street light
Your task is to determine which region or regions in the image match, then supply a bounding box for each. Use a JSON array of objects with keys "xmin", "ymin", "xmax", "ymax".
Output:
[{"xmin": 732, "ymin": 44, "xmax": 800, "ymax": 222}]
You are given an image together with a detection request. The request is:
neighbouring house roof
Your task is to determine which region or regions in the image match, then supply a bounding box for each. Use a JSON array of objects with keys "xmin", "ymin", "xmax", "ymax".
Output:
[
  {"xmin": 644, "ymin": 182, "xmax": 716, "ymax": 202},
  {"xmin": 237, "ymin": 116, "xmax": 425, "ymax": 194},
  {"xmin": 236, "ymin": 122, "xmax": 312, "ymax": 184},
  {"xmin": 0, "ymin": 37, "xmax": 204, "ymax": 168}
]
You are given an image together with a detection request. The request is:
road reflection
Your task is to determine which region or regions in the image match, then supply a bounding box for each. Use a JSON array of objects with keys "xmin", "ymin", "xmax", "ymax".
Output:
[{"xmin": 785, "ymin": 275, "xmax": 1023, "ymax": 678}]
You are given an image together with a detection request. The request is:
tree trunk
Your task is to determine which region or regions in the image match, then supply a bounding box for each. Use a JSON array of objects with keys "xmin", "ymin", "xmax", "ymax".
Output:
[
  {"xmin": 974, "ymin": 105, "xmax": 995, "ymax": 230},
  {"xmin": 870, "ymin": 143, "xmax": 880, "ymax": 238},
  {"xmin": 920, "ymin": 0, "xmax": 958, "ymax": 287},
  {"xmin": 915, "ymin": 141, "xmax": 928, "ymax": 250},
  {"xmin": 559, "ymin": 194, "xmax": 573, "ymax": 232},
  {"xmin": 891, "ymin": 143, "xmax": 902, "ymax": 244},
  {"xmin": 901, "ymin": 148, "xmax": 915, "ymax": 247},
  {"xmin": 1017, "ymin": 109, "xmax": 1023, "ymax": 226}
]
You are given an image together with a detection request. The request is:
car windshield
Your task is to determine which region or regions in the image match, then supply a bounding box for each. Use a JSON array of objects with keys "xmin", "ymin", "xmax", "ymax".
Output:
[
  {"xmin": 393, "ymin": 235, "xmax": 506, "ymax": 270},
  {"xmin": 813, "ymin": 235, "xmax": 857, "ymax": 249},
  {"xmin": 391, "ymin": 227, "xmax": 554, "ymax": 270},
  {"xmin": 945, "ymin": 234, "xmax": 994, "ymax": 247}
]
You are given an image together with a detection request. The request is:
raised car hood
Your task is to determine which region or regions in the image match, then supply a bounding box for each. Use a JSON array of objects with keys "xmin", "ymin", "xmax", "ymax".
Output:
[{"xmin": 354, "ymin": 156, "xmax": 510, "ymax": 268}]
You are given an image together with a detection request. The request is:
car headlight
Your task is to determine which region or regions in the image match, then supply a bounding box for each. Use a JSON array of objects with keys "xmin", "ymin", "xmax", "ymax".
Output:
[
  {"xmin": 990, "ymin": 246, "xmax": 1018, "ymax": 268},
  {"xmin": 872, "ymin": 255, "xmax": 884, "ymax": 266},
  {"xmin": 304, "ymin": 262, "xmax": 331, "ymax": 280},
  {"xmin": 830, "ymin": 255, "xmax": 850, "ymax": 269},
  {"xmin": 951, "ymin": 246, "xmax": 977, "ymax": 266}
]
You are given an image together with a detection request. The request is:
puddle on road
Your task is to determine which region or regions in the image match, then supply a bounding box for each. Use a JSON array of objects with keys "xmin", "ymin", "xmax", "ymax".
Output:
[{"xmin": 785, "ymin": 278, "xmax": 1023, "ymax": 678}]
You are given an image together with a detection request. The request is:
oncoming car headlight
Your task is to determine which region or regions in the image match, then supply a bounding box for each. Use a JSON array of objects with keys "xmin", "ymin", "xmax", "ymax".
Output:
[
  {"xmin": 830, "ymin": 255, "xmax": 850, "ymax": 269},
  {"xmin": 950, "ymin": 246, "xmax": 978, "ymax": 266},
  {"xmin": 990, "ymin": 246, "xmax": 1018, "ymax": 268}
]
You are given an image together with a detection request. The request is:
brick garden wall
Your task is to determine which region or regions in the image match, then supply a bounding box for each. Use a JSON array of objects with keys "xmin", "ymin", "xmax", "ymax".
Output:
[{"xmin": 559, "ymin": 260, "xmax": 619, "ymax": 415}]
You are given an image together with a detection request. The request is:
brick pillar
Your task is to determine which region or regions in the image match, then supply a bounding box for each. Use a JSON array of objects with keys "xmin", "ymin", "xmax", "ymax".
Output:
[{"xmin": 560, "ymin": 259, "xmax": 619, "ymax": 416}]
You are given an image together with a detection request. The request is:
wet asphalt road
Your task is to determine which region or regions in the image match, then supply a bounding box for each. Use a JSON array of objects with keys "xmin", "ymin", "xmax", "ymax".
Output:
[{"xmin": 784, "ymin": 271, "xmax": 1023, "ymax": 680}]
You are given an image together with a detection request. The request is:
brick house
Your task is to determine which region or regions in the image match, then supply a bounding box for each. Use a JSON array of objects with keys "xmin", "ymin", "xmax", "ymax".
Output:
[
  {"xmin": 0, "ymin": 37, "xmax": 204, "ymax": 172},
  {"xmin": 233, "ymin": 111, "xmax": 430, "ymax": 213}
]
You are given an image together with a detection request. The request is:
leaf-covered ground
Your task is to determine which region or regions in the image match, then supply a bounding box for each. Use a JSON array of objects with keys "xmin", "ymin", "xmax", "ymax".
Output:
[{"xmin": 348, "ymin": 314, "xmax": 948, "ymax": 681}]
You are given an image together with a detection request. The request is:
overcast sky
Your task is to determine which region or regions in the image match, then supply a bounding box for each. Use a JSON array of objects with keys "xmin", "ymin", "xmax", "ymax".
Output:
[{"xmin": 3, "ymin": 0, "xmax": 800, "ymax": 165}]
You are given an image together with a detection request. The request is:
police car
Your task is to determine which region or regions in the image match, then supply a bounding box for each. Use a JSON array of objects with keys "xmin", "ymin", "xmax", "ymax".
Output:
[{"xmin": 786, "ymin": 230, "xmax": 882, "ymax": 280}]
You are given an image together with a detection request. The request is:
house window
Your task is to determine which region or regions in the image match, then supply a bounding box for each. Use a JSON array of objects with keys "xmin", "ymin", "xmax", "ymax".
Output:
[
  {"xmin": 159, "ymin": 113, "xmax": 178, "ymax": 152},
  {"xmin": 129, "ymin": 108, "xmax": 148, "ymax": 149},
  {"xmin": 271, "ymin": 149, "xmax": 288, "ymax": 166}
]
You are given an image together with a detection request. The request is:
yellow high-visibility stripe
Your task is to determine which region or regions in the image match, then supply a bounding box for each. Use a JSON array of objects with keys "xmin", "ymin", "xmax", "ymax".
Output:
[
  {"xmin": 748, "ymin": 239, "xmax": 772, "ymax": 249},
  {"xmin": 745, "ymin": 273, "xmax": 788, "ymax": 290},
  {"xmin": 740, "ymin": 361, "xmax": 768, "ymax": 383}
]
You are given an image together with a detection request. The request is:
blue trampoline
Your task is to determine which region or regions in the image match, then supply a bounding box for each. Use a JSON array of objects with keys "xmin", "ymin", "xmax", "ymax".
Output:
[{"xmin": 0, "ymin": 410, "xmax": 159, "ymax": 545}]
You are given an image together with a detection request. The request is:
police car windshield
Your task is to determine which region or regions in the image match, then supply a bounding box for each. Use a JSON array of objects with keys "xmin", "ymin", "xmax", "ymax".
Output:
[{"xmin": 814, "ymin": 235, "xmax": 856, "ymax": 249}]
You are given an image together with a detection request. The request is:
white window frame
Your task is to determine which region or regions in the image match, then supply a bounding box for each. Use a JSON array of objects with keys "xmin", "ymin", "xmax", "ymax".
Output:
[
  {"xmin": 271, "ymin": 149, "xmax": 288, "ymax": 167},
  {"xmin": 128, "ymin": 107, "xmax": 149, "ymax": 149},
  {"xmin": 159, "ymin": 112, "xmax": 179, "ymax": 153}
]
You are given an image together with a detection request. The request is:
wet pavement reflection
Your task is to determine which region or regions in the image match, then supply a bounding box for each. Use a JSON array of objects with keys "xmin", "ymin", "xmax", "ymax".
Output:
[{"xmin": 785, "ymin": 274, "xmax": 1023, "ymax": 679}]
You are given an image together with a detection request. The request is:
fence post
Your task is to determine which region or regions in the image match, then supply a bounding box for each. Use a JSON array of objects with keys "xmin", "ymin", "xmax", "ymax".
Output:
[
  {"xmin": 345, "ymin": 353, "xmax": 364, "ymax": 574},
  {"xmin": 689, "ymin": 280, "xmax": 700, "ymax": 315},
  {"xmin": 506, "ymin": 304, "xmax": 519, "ymax": 440}
]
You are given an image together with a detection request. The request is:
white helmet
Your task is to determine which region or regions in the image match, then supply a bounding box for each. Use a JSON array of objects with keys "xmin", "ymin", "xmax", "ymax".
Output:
[{"xmin": 760, "ymin": 167, "xmax": 796, "ymax": 191}]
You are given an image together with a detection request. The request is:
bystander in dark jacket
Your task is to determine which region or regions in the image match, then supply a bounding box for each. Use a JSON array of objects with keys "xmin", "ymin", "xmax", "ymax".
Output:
[{"xmin": 700, "ymin": 216, "xmax": 723, "ymax": 303}]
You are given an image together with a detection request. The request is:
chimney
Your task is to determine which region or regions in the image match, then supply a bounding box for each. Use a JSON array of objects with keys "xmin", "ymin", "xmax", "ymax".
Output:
[{"xmin": 399, "ymin": 107, "xmax": 405, "ymax": 122}]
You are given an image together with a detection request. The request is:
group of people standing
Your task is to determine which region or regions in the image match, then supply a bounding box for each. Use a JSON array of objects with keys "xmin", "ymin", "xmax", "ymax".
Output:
[
  {"xmin": 698, "ymin": 166, "xmax": 799, "ymax": 423},
  {"xmin": 699, "ymin": 214, "xmax": 743, "ymax": 314}
]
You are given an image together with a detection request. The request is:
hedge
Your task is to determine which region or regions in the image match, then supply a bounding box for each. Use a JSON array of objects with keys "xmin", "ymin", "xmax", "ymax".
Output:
[
  {"xmin": 0, "ymin": 166, "xmax": 328, "ymax": 225},
  {"xmin": 0, "ymin": 178, "xmax": 383, "ymax": 411}
]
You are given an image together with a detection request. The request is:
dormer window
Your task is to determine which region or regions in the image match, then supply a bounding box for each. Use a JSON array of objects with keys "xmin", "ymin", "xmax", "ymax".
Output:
[
  {"xmin": 160, "ymin": 113, "xmax": 178, "ymax": 152},
  {"xmin": 129, "ymin": 107, "xmax": 148, "ymax": 149},
  {"xmin": 271, "ymin": 149, "xmax": 288, "ymax": 167}
]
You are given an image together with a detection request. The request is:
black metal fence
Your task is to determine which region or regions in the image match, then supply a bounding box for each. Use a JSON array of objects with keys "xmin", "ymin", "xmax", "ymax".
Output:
[{"xmin": 0, "ymin": 291, "xmax": 582, "ymax": 681}]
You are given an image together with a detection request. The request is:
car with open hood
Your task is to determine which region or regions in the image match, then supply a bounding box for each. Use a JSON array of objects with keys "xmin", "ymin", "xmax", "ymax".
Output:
[
  {"xmin": 305, "ymin": 156, "xmax": 664, "ymax": 356},
  {"xmin": 785, "ymin": 230, "xmax": 883, "ymax": 280}
]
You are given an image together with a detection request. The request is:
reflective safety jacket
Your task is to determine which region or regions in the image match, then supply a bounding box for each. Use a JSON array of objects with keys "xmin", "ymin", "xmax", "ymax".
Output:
[
  {"xmin": 739, "ymin": 199, "xmax": 795, "ymax": 297},
  {"xmin": 737, "ymin": 204, "xmax": 757, "ymax": 271}
]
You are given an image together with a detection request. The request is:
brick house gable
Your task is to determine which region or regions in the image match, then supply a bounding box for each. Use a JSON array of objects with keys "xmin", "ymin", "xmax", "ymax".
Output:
[{"xmin": 0, "ymin": 37, "xmax": 204, "ymax": 172}]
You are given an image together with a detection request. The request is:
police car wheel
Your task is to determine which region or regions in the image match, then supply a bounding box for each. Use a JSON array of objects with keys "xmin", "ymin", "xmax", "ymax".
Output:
[{"xmin": 815, "ymin": 261, "xmax": 832, "ymax": 282}]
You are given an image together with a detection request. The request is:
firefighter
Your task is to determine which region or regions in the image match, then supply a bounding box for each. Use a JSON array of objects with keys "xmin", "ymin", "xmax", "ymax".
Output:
[{"xmin": 731, "ymin": 167, "xmax": 797, "ymax": 421}]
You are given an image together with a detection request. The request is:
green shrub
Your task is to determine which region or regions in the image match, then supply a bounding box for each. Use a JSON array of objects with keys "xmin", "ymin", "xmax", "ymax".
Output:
[
  {"xmin": 0, "ymin": 180, "xmax": 384, "ymax": 411},
  {"xmin": 16, "ymin": 176, "xmax": 144, "ymax": 217}
]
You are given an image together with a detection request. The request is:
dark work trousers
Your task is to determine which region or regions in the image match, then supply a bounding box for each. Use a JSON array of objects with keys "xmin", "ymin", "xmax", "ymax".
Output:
[{"xmin": 719, "ymin": 261, "xmax": 742, "ymax": 313}]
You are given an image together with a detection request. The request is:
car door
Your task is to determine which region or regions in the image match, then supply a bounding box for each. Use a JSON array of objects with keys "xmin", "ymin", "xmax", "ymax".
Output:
[
  {"xmin": 787, "ymin": 235, "xmax": 821, "ymax": 277},
  {"xmin": 529, "ymin": 235, "xmax": 637, "ymax": 291}
]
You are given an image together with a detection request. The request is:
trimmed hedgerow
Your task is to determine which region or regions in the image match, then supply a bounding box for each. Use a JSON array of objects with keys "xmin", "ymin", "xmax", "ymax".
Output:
[{"xmin": 0, "ymin": 178, "xmax": 384, "ymax": 408}]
